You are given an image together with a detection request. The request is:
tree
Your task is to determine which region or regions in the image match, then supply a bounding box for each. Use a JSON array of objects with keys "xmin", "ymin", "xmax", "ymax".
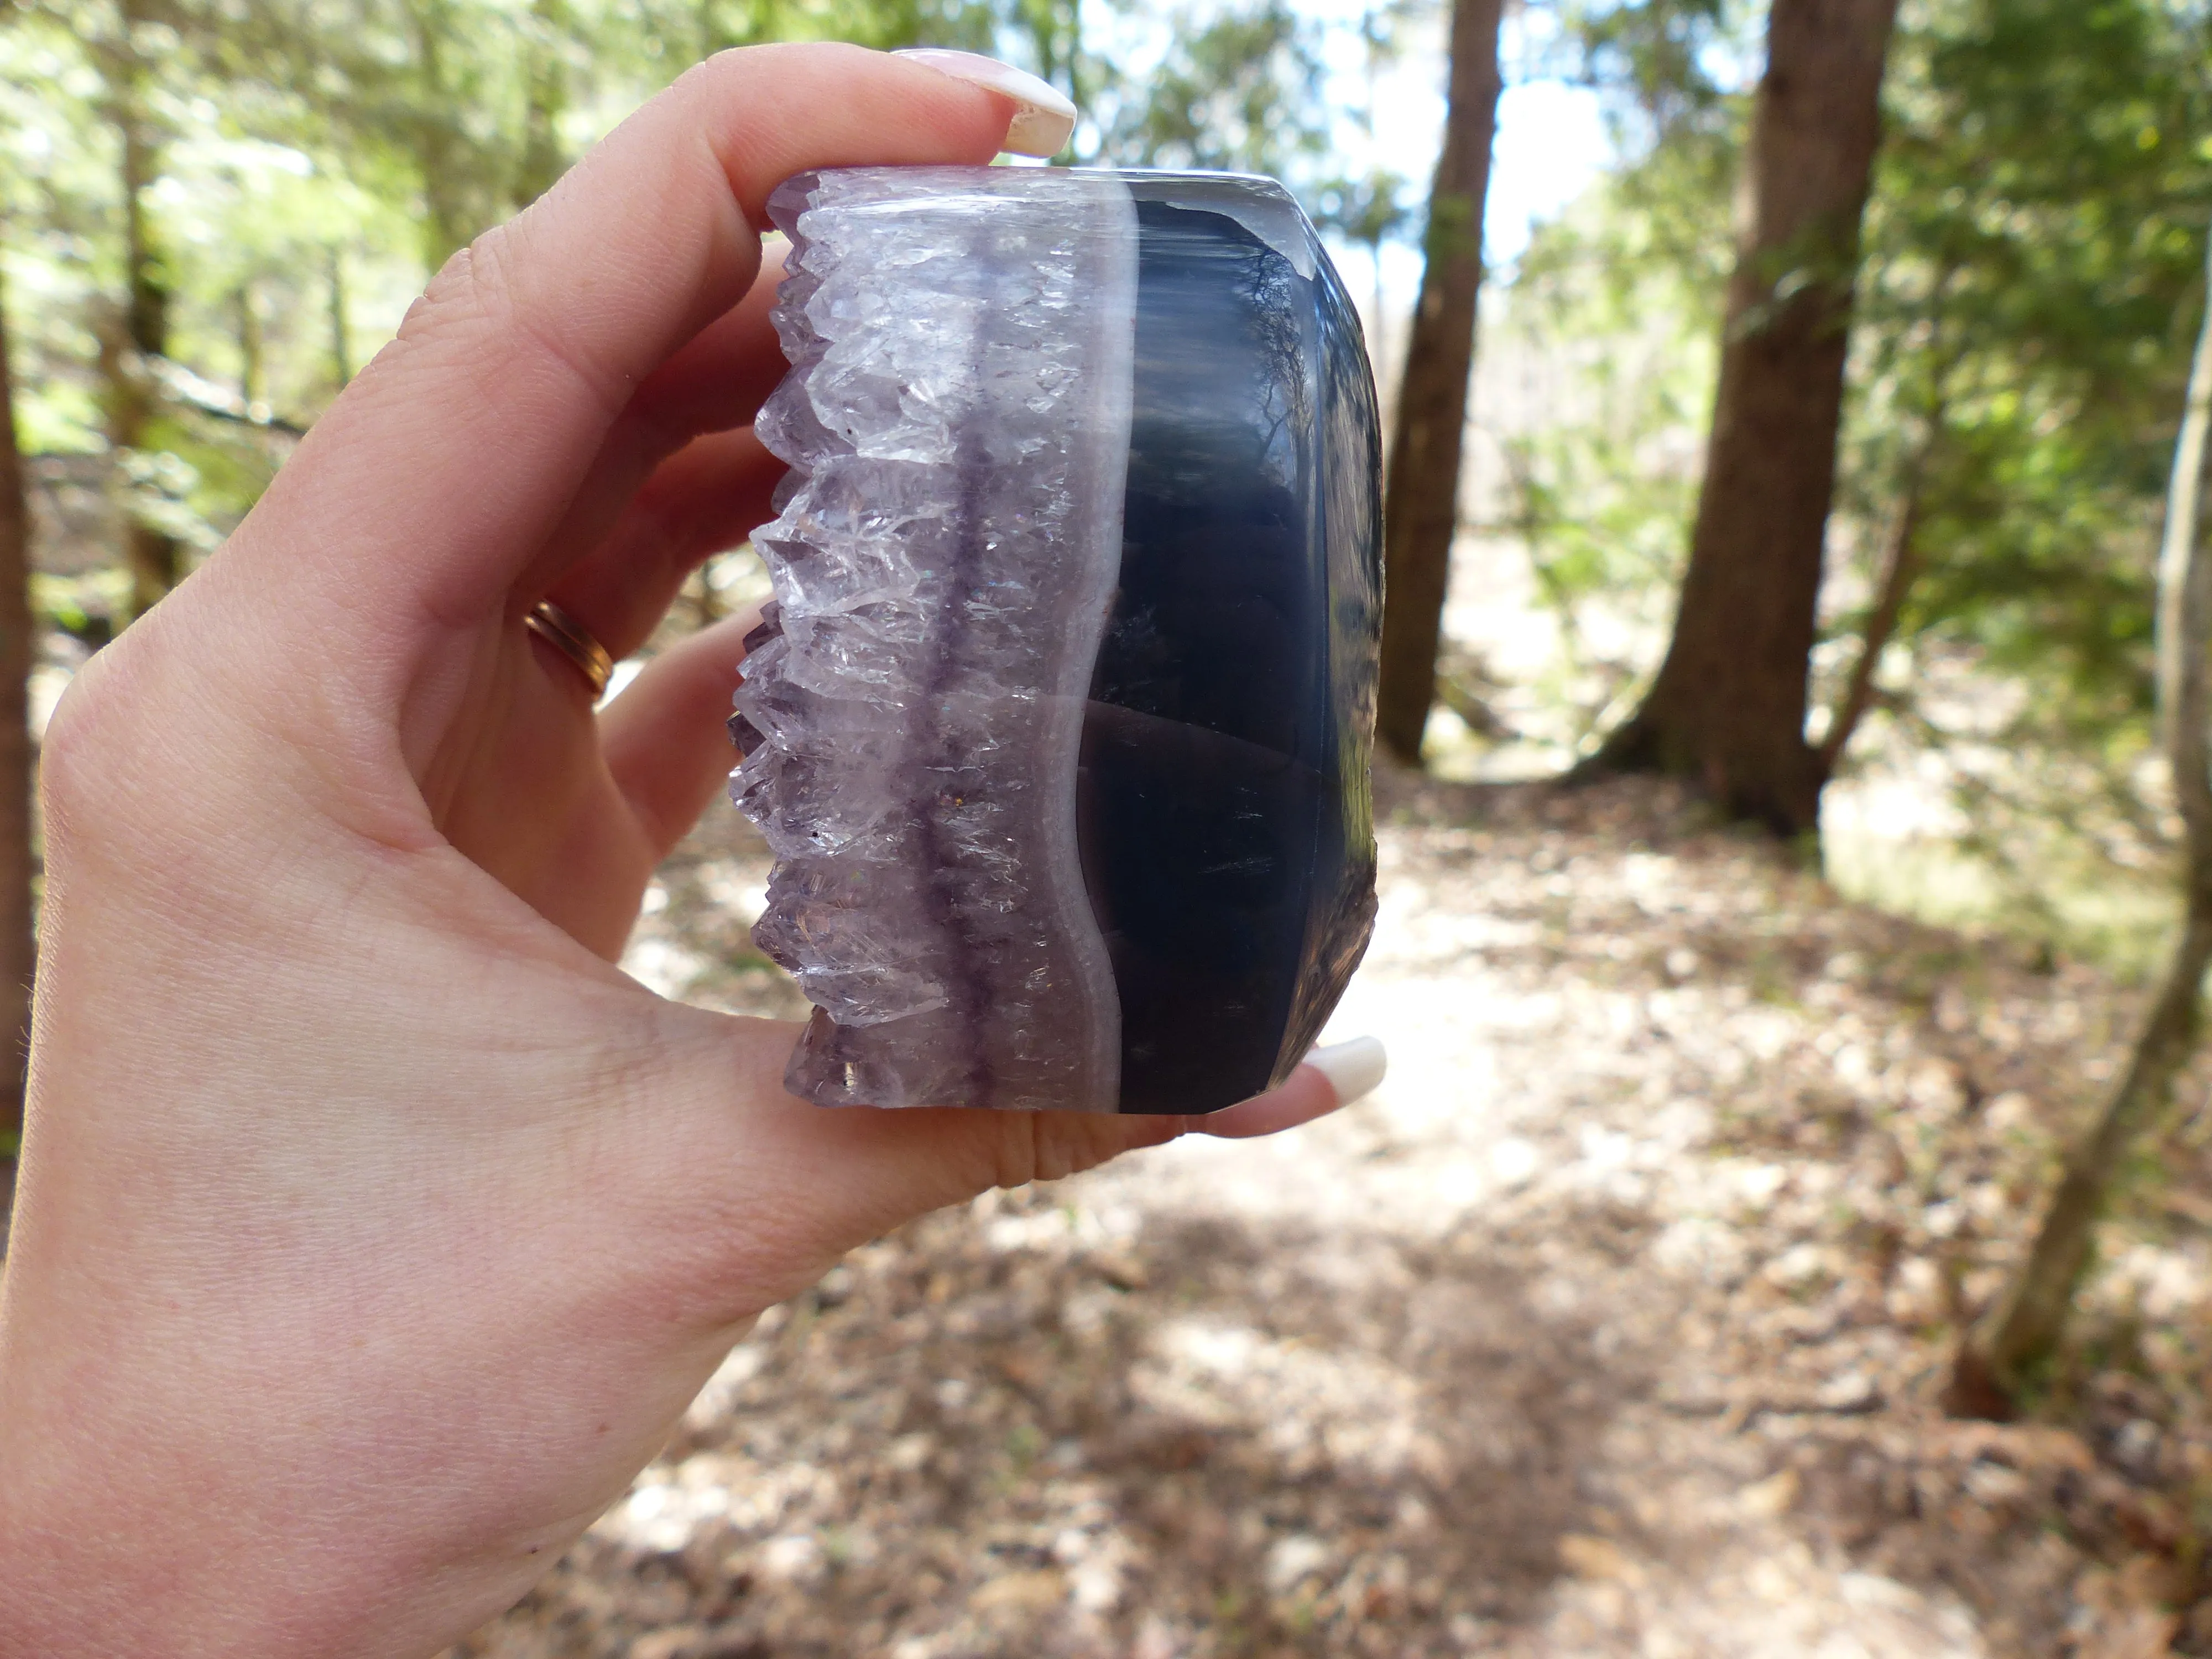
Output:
[
  {"xmin": 1097, "ymin": 0, "xmax": 1325, "ymax": 174},
  {"xmin": 1373, "ymin": 0, "xmax": 1505, "ymax": 765},
  {"xmin": 1311, "ymin": 170, "xmax": 1412, "ymax": 379},
  {"xmin": 88, "ymin": 0, "xmax": 186, "ymax": 620},
  {"xmin": 1807, "ymin": 0, "xmax": 2211, "ymax": 884},
  {"xmin": 515, "ymin": 0, "xmax": 572, "ymax": 208},
  {"xmin": 1944, "ymin": 223, "xmax": 2212, "ymax": 1422},
  {"xmin": 1585, "ymin": 0, "xmax": 1899, "ymax": 833},
  {"xmin": 1006, "ymin": 0, "xmax": 1086, "ymax": 124},
  {"xmin": 0, "ymin": 264, "xmax": 32, "ymax": 1156}
]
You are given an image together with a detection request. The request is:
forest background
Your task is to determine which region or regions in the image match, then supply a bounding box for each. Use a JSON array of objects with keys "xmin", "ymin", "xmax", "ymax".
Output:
[{"xmin": 7, "ymin": 0, "xmax": 2212, "ymax": 1647}]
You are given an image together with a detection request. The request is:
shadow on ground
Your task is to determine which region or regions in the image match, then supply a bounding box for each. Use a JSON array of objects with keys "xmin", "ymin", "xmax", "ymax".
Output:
[
  {"xmin": 456, "ymin": 1193, "xmax": 1647, "ymax": 1659},
  {"xmin": 455, "ymin": 773, "xmax": 2212, "ymax": 1658}
]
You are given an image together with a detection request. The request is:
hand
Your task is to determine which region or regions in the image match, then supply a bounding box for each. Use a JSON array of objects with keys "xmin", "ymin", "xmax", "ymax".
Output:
[{"xmin": 0, "ymin": 44, "xmax": 1363, "ymax": 1659}]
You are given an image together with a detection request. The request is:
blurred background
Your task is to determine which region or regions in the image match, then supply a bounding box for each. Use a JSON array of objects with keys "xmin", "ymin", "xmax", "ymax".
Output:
[
  {"xmin": 9, "ymin": 1, "xmax": 2212, "ymax": 1653},
  {"xmin": 8, "ymin": 0, "xmax": 2212, "ymax": 971}
]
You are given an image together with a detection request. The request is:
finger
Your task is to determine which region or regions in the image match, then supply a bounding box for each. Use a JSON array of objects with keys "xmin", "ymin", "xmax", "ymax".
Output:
[
  {"xmin": 655, "ymin": 1033, "xmax": 1187, "ymax": 1312},
  {"xmin": 600, "ymin": 608, "xmax": 762, "ymax": 860},
  {"xmin": 222, "ymin": 44, "xmax": 1021, "ymax": 666},
  {"xmin": 624, "ymin": 238, "xmax": 793, "ymax": 443},
  {"xmin": 1190, "ymin": 1062, "xmax": 1345, "ymax": 1139},
  {"xmin": 504, "ymin": 243, "xmax": 795, "ymax": 620},
  {"xmin": 547, "ymin": 428, "xmax": 782, "ymax": 663},
  {"xmin": 1203, "ymin": 1037, "xmax": 1388, "ymax": 1136},
  {"xmin": 649, "ymin": 1016, "xmax": 1380, "ymax": 1319}
]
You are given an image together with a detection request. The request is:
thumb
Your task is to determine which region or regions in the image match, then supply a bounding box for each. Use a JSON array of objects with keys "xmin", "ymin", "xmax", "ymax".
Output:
[{"xmin": 652, "ymin": 1010, "xmax": 1376, "ymax": 1319}]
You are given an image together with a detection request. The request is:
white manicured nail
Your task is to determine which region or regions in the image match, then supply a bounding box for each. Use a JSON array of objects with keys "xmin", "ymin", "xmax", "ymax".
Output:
[
  {"xmin": 894, "ymin": 48, "xmax": 1078, "ymax": 158},
  {"xmin": 1306, "ymin": 1036, "xmax": 1387, "ymax": 1107}
]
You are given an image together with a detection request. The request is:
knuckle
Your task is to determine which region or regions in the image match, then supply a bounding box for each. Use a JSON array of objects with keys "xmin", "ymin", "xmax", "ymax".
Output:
[
  {"xmin": 985, "ymin": 1110, "xmax": 1044, "ymax": 1193},
  {"xmin": 411, "ymin": 231, "xmax": 505, "ymax": 332},
  {"xmin": 391, "ymin": 237, "xmax": 508, "ymax": 380},
  {"xmin": 990, "ymin": 1112, "xmax": 1159, "ymax": 1191},
  {"xmin": 38, "ymin": 603, "xmax": 285, "ymax": 864},
  {"xmin": 37, "ymin": 641, "xmax": 144, "ymax": 832}
]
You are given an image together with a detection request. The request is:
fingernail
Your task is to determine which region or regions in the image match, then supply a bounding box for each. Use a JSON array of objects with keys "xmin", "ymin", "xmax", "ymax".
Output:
[
  {"xmin": 893, "ymin": 48, "xmax": 1078, "ymax": 158},
  {"xmin": 1305, "ymin": 1036, "xmax": 1387, "ymax": 1107}
]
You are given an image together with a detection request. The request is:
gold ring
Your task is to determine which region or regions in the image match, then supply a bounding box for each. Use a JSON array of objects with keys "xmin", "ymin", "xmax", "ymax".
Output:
[{"xmin": 525, "ymin": 598, "xmax": 613, "ymax": 701}]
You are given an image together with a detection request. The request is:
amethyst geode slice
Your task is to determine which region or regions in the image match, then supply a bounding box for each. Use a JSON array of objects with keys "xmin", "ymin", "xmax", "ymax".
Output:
[{"xmin": 731, "ymin": 166, "xmax": 1381, "ymax": 1115}]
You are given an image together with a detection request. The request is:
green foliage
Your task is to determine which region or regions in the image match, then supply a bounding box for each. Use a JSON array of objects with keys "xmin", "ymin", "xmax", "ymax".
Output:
[
  {"xmin": 1553, "ymin": 0, "xmax": 1749, "ymax": 143},
  {"xmin": 1472, "ymin": 85, "xmax": 1740, "ymax": 749},
  {"xmin": 1804, "ymin": 0, "xmax": 2209, "ymax": 968},
  {"xmin": 3, "ymin": 0, "xmax": 439, "ymax": 612},
  {"xmin": 1, "ymin": 0, "xmax": 1136, "ymax": 627},
  {"xmin": 1307, "ymin": 168, "xmax": 1413, "ymax": 250},
  {"xmin": 1094, "ymin": 0, "xmax": 1324, "ymax": 176},
  {"xmin": 1848, "ymin": 0, "xmax": 2212, "ymax": 732},
  {"xmin": 1479, "ymin": 0, "xmax": 2210, "ymax": 930}
]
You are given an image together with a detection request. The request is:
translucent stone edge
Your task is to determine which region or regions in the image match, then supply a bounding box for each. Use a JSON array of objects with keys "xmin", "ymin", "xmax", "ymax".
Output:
[{"xmin": 733, "ymin": 165, "xmax": 1139, "ymax": 1110}]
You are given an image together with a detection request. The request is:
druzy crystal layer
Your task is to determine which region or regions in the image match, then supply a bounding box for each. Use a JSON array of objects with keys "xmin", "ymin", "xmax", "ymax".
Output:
[{"xmin": 734, "ymin": 166, "xmax": 1382, "ymax": 1114}]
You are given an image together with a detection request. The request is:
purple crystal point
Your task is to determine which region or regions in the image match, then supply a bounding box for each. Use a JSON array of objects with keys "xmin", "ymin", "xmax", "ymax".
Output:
[
  {"xmin": 735, "ymin": 166, "xmax": 1381, "ymax": 1114},
  {"xmin": 737, "ymin": 168, "xmax": 1135, "ymax": 1110}
]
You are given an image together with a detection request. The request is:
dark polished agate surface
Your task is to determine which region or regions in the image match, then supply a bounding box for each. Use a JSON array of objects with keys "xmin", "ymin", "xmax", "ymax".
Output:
[{"xmin": 733, "ymin": 166, "xmax": 1380, "ymax": 1115}]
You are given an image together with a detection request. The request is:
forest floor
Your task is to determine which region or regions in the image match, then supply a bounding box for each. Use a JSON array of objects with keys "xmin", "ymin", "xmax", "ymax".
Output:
[{"xmin": 422, "ymin": 772, "xmax": 2212, "ymax": 1656}]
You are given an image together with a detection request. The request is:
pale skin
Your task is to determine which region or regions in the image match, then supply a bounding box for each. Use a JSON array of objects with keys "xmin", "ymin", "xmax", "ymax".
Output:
[{"xmin": 0, "ymin": 45, "xmax": 1351, "ymax": 1658}]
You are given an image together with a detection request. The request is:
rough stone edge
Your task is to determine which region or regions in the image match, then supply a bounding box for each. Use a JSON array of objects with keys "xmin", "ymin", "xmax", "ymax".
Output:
[{"xmin": 734, "ymin": 166, "xmax": 1137, "ymax": 1110}]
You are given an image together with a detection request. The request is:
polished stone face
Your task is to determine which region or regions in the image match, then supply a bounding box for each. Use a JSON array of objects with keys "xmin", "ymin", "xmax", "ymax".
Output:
[
  {"xmin": 1083, "ymin": 179, "xmax": 1381, "ymax": 1112},
  {"xmin": 735, "ymin": 166, "xmax": 1380, "ymax": 1114}
]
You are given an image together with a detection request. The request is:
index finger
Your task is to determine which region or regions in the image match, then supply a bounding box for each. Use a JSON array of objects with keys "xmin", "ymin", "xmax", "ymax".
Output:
[{"xmin": 222, "ymin": 44, "xmax": 1021, "ymax": 659}]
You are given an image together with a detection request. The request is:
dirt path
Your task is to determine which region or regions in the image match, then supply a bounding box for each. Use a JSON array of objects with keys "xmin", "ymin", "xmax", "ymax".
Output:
[{"xmin": 455, "ymin": 775, "xmax": 2211, "ymax": 1659}]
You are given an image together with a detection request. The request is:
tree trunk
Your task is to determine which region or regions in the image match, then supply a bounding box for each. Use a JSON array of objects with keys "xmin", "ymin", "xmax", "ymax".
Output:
[
  {"xmin": 515, "ymin": 0, "xmax": 570, "ymax": 207},
  {"xmin": 327, "ymin": 246, "xmax": 352, "ymax": 390},
  {"xmin": 1817, "ymin": 454, "xmax": 1927, "ymax": 778},
  {"xmin": 103, "ymin": 7, "xmax": 184, "ymax": 623},
  {"xmin": 1013, "ymin": 0, "xmax": 1085, "ymax": 115},
  {"xmin": 1586, "ymin": 0, "xmax": 1900, "ymax": 833},
  {"xmin": 234, "ymin": 280, "xmax": 264, "ymax": 408},
  {"xmin": 1366, "ymin": 233, "xmax": 1387, "ymax": 385},
  {"xmin": 1372, "ymin": 0, "xmax": 1505, "ymax": 764},
  {"xmin": 0, "ymin": 269, "xmax": 35, "ymax": 1154},
  {"xmin": 1817, "ymin": 491, "xmax": 1918, "ymax": 778},
  {"xmin": 404, "ymin": 0, "xmax": 477, "ymax": 269}
]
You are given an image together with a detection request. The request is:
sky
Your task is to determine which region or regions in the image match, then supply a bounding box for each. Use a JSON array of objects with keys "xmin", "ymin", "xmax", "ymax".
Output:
[
  {"xmin": 1078, "ymin": 0, "xmax": 1620, "ymax": 304},
  {"xmin": 1322, "ymin": 4, "xmax": 1615, "ymax": 254},
  {"xmin": 1295, "ymin": 1, "xmax": 1618, "ymax": 316},
  {"xmin": 1486, "ymin": 77, "xmax": 1615, "ymax": 265}
]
